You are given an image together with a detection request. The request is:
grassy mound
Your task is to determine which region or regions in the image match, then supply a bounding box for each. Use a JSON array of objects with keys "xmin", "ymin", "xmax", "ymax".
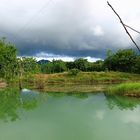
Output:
[{"xmin": 106, "ymin": 83, "xmax": 140, "ymax": 97}]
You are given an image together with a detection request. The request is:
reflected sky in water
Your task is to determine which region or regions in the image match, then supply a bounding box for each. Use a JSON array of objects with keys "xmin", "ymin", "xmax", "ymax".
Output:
[{"xmin": 0, "ymin": 88, "xmax": 140, "ymax": 140}]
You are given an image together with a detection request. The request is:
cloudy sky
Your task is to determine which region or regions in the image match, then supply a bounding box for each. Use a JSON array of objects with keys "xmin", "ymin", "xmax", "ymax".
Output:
[{"xmin": 0, "ymin": 0, "xmax": 140, "ymax": 61}]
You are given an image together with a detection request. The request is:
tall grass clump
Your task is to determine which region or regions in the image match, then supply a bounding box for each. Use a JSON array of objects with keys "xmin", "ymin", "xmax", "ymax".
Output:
[{"xmin": 106, "ymin": 83, "xmax": 140, "ymax": 96}]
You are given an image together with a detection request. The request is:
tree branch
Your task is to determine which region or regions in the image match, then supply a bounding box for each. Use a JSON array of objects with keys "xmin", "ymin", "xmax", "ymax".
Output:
[
  {"xmin": 107, "ymin": 1, "xmax": 140, "ymax": 52},
  {"xmin": 124, "ymin": 24, "xmax": 140, "ymax": 34}
]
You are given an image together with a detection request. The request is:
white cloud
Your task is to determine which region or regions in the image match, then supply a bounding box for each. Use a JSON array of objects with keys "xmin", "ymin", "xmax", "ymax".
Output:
[
  {"xmin": 34, "ymin": 52, "xmax": 101, "ymax": 62},
  {"xmin": 95, "ymin": 110, "xmax": 105, "ymax": 120},
  {"xmin": 85, "ymin": 56, "xmax": 101, "ymax": 62},
  {"xmin": 35, "ymin": 52, "xmax": 75, "ymax": 62},
  {"xmin": 93, "ymin": 26, "xmax": 104, "ymax": 36},
  {"xmin": 121, "ymin": 109, "xmax": 140, "ymax": 124}
]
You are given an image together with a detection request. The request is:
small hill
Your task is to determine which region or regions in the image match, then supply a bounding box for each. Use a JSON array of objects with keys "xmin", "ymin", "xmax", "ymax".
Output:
[{"xmin": 37, "ymin": 59, "xmax": 50, "ymax": 65}]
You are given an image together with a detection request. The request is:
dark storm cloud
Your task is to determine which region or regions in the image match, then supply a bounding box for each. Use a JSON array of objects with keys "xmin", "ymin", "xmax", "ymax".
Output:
[{"xmin": 0, "ymin": 0, "xmax": 140, "ymax": 59}]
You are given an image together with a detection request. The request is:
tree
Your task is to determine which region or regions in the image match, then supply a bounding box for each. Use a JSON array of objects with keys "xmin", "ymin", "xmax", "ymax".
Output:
[
  {"xmin": 91, "ymin": 60, "xmax": 104, "ymax": 71},
  {"xmin": 132, "ymin": 56, "xmax": 140, "ymax": 74},
  {"xmin": 20, "ymin": 57, "xmax": 40, "ymax": 74},
  {"xmin": 66, "ymin": 62, "xmax": 76, "ymax": 70},
  {"xmin": 104, "ymin": 49, "xmax": 137, "ymax": 72},
  {"xmin": 52, "ymin": 60, "xmax": 67, "ymax": 73},
  {"xmin": 74, "ymin": 58, "xmax": 89, "ymax": 71},
  {"xmin": 40, "ymin": 60, "xmax": 67, "ymax": 74},
  {"xmin": 0, "ymin": 38, "xmax": 18, "ymax": 79}
]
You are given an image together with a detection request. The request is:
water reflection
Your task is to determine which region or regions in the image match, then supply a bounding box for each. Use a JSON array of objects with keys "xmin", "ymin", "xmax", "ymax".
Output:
[
  {"xmin": 0, "ymin": 89, "xmax": 89, "ymax": 122},
  {"xmin": 48, "ymin": 92, "xmax": 88, "ymax": 99},
  {"xmin": 1, "ymin": 88, "xmax": 140, "ymax": 123},
  {"xmin": 105, "ymin": 94, "xmax": 140, "ymax": 110},
  {"xmin": 0, "ymin": 90, "xmax": 140, "ymax": 140},
  {"xmin": 0, "ymin": 88, "xmax": 47, "ymax": 122}
]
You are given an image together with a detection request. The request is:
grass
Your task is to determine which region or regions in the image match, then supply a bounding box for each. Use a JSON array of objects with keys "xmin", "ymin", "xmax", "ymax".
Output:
[
  {"xmin": 20, "ymin": 71, "xmax": 140, "ymax": 93},
  {"xmin": 106, "ymin": 83, "xmax": 140, "ymax": 97},
  {"xmin": 33, "ymin": 71, "xmax": 140, "ymax": 85},
  {"xmin": 1, "ymin": 71, "xmax": 140, "ymax": 93}
]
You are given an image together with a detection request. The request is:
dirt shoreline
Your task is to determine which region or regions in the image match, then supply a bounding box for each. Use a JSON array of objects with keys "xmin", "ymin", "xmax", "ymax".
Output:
[{"xmin": 0, "ymin": 82, "xmax": 7, "ymax": 89}]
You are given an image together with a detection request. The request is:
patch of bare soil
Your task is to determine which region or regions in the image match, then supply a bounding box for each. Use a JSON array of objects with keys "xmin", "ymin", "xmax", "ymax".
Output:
[{"xmin": 0, "ymin": 82, "xmax": 7, "ymax": 89}]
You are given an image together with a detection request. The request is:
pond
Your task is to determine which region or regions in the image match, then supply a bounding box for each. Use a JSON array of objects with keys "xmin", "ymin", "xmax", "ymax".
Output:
[{"xmin": 0, "ymin": 88, "xmax": 140, "ymax": 140}]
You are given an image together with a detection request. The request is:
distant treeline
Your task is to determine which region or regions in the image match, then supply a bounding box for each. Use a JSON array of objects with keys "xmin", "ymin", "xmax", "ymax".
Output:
[
  {"xmin": 0, "ymin": 38, "xmax": 140, "ymax": 80},
  {"xmin": 38, "ymin": 49, "xmax": 140, "ymax": 74},
  {"xmin": 39, "ymin": 59, "xmax": 104, "ymax": 74}
]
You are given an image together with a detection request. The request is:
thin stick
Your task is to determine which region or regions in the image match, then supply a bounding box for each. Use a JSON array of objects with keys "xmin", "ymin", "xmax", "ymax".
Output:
[
  {"xmin": 107, "ymin": 1, "xmax": 140, "ymax": 52},
  {"xmin": 124, "ymin": 24, "xmax": 140, "ymax": 34}
]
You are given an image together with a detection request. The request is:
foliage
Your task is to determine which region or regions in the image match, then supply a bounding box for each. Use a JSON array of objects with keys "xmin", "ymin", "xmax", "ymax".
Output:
[
  {"xmin": 20, "ymin": 57, "xmax": 40, "ymax": 74},
  {"xmin": 68, "ymin": 69, "xmax": 80, "ymax": 76},
  {"xmin": 104, "ymin": 49, "xmax": 138, "ymax": 73},
  {"xmin": 0, "ymin": 38, "xmax": 18, "ymax": 80},
  {"xmin": 88, "ymin": 60, "xmax": 104, "ymax": 71},
  {"xmin": 39, "ymin": 49, "xmax": 139, "ymax": 74},
  {"xmin": 74, "ymin": 58, "xmax": 89, "ymax": 71},
  {"xmin": 132, "ymin": 55, "xmax": 140, "ymax": 74},
  {"xmin": 66, "ymin": 61, "xmax": 76, "ymax": 70},
  {"xmin": 40, "ymin": 60, "xmax": 67, "ymax": 74}
]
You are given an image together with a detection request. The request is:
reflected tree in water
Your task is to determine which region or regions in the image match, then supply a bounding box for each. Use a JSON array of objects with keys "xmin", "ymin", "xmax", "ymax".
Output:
[
  {"xmin": 48, "ymin": 92, "xmax": 88, "ymax": 99},
  {"xmin": 105, "ymin": 94, "xmax": 140, "ymax": 110},
  {"xmin": 0, "ymin": 88, "xmax": 47, "ymax": 122},
  {"xmin": 0, "ymin": 88, "xmax": 20, "ymax": 122}
]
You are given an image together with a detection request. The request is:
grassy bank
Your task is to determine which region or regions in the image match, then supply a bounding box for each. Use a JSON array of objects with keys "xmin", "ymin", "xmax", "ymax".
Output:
[
  {"xmin": 33, "ymin": 71, "xmax": 140, "ymax": 84},
  {"xmin": 35, "ymin": 84, "xmax": 107, "ymax": 93},
  {"xmin": 20, "ymin": 71, "xmax": 140, "ymax": 92},
  {"xmin": 2, "ymin": 71, "xmax": 140, "ymax": 93},
  {"xmin": 106, "ymin": 83, "xmax": 140, "ymax": 97}
]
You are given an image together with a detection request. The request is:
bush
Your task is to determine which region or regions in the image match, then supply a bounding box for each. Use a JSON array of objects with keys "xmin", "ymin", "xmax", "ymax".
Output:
[{"xmin": 68, "ymin": 69, "xmax": 80, "ymax": 76}]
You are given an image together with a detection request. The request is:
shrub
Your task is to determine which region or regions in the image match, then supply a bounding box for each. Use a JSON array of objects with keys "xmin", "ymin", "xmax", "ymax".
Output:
[{"xmin": 68, "ymin": 69, "xmax": 80, "ymax": 76}]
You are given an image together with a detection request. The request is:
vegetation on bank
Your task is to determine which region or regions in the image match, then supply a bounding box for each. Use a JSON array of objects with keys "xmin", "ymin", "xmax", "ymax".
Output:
[
  {"xmin": 34, "ymin": 71, "xmax": 140, "ymax": 84},
  {"xmin": 0, "ymin": 38, "xmax": 140, "ymax": 80},
  {"xmin": 0, "ymin": 38, "xmax": 140, "ymax": 95},
  {"xmin": 106, "ymin": 83, "xmax": 140, "ymax": 97},
  {"xmin": 15, "ymin": 71, "xmax": 139, "ymax": 92}
]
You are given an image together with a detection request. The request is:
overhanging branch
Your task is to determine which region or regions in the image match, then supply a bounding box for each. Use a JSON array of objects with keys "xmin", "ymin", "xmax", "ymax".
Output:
[
  {"xmin": 124, "ymin": 24, "xmax": 140, "ymax": 34},
  {"xmin": 107, "ymin": 1, "xmax": 140, "ymax": 52}
]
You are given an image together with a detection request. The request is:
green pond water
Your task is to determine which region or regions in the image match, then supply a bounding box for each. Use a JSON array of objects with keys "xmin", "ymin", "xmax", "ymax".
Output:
[{"xmin": 0, "ymin": 88, "xmax": 140, "ymax": 140}]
